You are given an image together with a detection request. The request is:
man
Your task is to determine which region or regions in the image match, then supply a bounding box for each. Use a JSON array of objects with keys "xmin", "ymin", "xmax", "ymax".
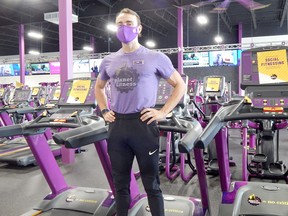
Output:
[{"xmin": 95, "ymin": 8, "xmax": 186, "ymax": 216}]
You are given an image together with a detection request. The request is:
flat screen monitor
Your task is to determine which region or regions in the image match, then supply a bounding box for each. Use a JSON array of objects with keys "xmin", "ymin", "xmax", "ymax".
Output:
[
  {"xmin": 183, "ymin": 52, "xmax": 209, "ymax": 68},
  {"xmin": 28, "ymin": 63, "xmax": 50, "ymax": 75},
  {"xmin": 89, "ymin": 58, "xmax": 103, "ymax": 73},
  {"xmin": 0, "ymin": 64, "xmax": 14, "ymax": 76},
  {"xmin": 13, "ymin": 64, "xmax": 20, "ymax": 76},
  {"xmin": 241, "ymin": 46, "xmax": 288, "ymax": 88},
  {"xmin": 49, "ymin": 61, "xmax": 60, "ymax": 74},
  {"xmin": 73, "ymin": 59, "xmax": 90, "ymax": 73},
  {"xmin": 209, "ymin": 50, "xmax": 238, "ymax": 66}
]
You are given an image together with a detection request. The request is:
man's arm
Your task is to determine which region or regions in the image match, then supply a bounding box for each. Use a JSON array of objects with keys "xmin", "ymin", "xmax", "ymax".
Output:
[
  {"xmin": 95, "ymin": 79, "xmax": 115, "ymax": 122},
  {"xmin": 140, "ymin": 70, "xmax": 186, "ymax": 124}
]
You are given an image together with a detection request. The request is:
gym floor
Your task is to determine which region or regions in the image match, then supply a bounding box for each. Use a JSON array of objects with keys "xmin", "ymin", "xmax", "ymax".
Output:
[{"xmin": 0, "ymin": 129, "xmax": 287, "ymax": 216}]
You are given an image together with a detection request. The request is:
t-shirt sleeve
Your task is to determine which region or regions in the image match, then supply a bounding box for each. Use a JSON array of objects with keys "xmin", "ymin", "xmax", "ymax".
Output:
[
  {"xmin": 99, "ymin": 57, "xmax": 110, "ymax": 81},
  {"xmin": 155, "ymin": 52, "xmax": 175, "ymax": 79}
]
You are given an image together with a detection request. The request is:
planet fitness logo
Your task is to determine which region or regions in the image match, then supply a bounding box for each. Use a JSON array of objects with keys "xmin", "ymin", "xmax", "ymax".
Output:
[
  {"xmin": 247, "ymin": 194, "xmax": 261, "ymax": 206},
  {"xmin": 113, "ymin": 65, "xmax": 140, "ymax": 93}
]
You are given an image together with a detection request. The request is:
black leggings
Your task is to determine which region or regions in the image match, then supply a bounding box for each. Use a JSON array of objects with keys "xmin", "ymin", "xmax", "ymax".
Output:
[{"xmin": 107, "ymin": 112, "xmax": 164, "ymax": 216}]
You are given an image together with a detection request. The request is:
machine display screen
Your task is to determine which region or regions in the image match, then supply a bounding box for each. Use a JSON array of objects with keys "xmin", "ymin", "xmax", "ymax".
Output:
[
  {"xmin": 32, "ymin": 87, "xmax": 40, "ymax": 96},
  {"xmin": 241, "ymin": 46, "xmax": 288, "ymax": 87},
  {"xmin": 156, "ymin": 75, "xmax": 187, "ymax": 107},
  {"xmin": 58, "ymin": 79, "xmax": 96, "ymax": 106},
  {"xmin": 0, "ymin": 88, "xmax": 4, "ymax": 97},
  {"xmin": 205, "ymin": 77, "xmax": 221, "ymax": 92},
  {"xmin": 14, "ymin": 89, "xmax": 31, "ymax": 102}
]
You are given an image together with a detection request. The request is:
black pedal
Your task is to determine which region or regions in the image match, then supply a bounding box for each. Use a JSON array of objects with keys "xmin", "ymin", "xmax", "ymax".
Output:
[{"xmin": 252, "ymin": 153, "xmax": 267, "ymax": 163}]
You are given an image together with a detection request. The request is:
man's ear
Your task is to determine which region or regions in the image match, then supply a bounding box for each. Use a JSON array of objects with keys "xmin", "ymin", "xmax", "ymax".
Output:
[{"xmin": 138, "ymin": 25, "xmax": 142, "ymax": 35}]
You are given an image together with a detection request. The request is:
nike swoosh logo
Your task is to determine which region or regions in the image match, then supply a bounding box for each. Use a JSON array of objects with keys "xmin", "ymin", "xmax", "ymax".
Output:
[{"xmin": 149, "ymin": 149, "xmax": 158, "ymax": 155}]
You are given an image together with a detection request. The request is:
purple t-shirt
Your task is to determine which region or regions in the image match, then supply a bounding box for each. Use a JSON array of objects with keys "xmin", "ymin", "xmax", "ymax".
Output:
[{"xmin": 99, "ymin": 45, "xmax": 175, "ymax": 114}]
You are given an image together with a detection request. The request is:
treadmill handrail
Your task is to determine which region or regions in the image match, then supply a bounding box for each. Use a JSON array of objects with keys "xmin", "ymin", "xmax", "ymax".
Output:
[
  {"xmin": 52, "ymin": 118, "xmax": 107, "ymax": 148},
  {"xmin": 179, "ymin": 103, "xmax": 238, "ymax": 151}
]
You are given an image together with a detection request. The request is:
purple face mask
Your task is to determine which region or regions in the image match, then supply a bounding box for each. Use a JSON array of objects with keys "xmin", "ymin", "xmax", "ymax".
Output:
[{"xmin": 116, "ymin": 25, "xmax": 138, "ymax": 44}]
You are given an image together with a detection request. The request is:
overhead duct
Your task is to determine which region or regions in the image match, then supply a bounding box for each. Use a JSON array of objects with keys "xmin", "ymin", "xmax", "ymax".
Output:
[{"xmin": 44, "ymin": 12, "xmax": 78, "ymax": 25}]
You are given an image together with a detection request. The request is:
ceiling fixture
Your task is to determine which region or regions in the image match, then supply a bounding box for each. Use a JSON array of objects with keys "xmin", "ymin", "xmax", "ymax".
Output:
[
  {"xmin": 145, "ymin": 40, "xmax": 156, "ymax": 48},
  {"xmin": 28, "ymin": 31, "xmax": 43, "ymax": 39},
  {"xmin": 214, "ymin": 12, "xmax": 223, "ymax": 44},
  {"xmin": 28, "ymin": 50, "xmax": 40, "ymax": 55},
  {"xmin": 83, "ymin": 46, "xmax": 93, "ymax": 51},
  {"xmin": 106, "ymin": 23, "xmax": 118, "ymax": 32},
  {"xmin": 214, "ymin": 35, "xmax": 223, "ymax": 43},
  {"xmin": 197, "ymin": 14, "xmax": 208, "ymax": 25},
  {"xmin": 44, "ymin": 12, "xmax": 78, "ymax": 25},
  {"xmin": 192, "ymin": 0, "xmax": 270, "ymax": 13}
]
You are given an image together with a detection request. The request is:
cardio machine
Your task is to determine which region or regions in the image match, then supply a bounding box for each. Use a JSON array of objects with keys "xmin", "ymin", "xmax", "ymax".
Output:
[{"xmin": 179, "ymin": 46, "xmax": 288, "ymax": 216}]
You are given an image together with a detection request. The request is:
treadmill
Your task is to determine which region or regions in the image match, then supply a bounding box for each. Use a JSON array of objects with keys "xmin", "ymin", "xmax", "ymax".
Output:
[
  {"xmin": 0, "ymin": 88, "xmax": 61, "ymax": 166},
  {"xmin": 179, "ymin": 46, "xmax": 288, "ymax": 216}
]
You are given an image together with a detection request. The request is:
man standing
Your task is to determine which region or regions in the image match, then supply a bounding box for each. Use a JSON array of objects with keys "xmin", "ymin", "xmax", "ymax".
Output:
[{"xmin": 95, "ymin": 8, "xmax": 186, "ymax": 216}]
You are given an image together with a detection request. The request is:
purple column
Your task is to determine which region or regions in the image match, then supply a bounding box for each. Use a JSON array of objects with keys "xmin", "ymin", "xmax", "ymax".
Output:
[
  {"xmin": 238, "ymin": 23, "xmax": 242, "ymax": 95},
  {"xmin": 19, "ymin": 24, "xmax": 25, "ymax": 84},
  {"xmin": 177, "ymin": 7, "xmax": 183, "ymax": 75},
  {"xmin": 58, "ymin": 0, "xmax": 73, "ymax": 87}
]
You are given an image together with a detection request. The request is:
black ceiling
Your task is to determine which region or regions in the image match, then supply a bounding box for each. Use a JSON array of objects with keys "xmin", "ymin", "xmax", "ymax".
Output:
[{"xmin": 0, "ymin": 0, "xmax": 286, "ymax": 57}]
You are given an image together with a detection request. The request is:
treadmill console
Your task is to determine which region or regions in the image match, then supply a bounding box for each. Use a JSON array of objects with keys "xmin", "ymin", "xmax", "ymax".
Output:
[
  {"xmin": 203, "ymin": 76, "xmax": 225, "ymax": 98},
  {"xmin": 246, "ymin": 84, "xmax": 288, "ymax": 109},
  {"xmin": 241, "ymin": 46, "xmax": 288, "ymax": 88},
  {"xmin": 156, "ymin": 75, "xmax": 188, "ymax": 108},
  {"xmin": 13, "ymin": 89, "xmax": 32, "ymax": 103},
  {"xmin": 0, "ymin": 88, "xmax": 4, "ymax": 98},
  {"xmin": 241, "ymin": 46, "xmax": 288, "ymax": 110},
  {"xmin": 58, "ymin": 78, "xmax": 96, "ymax": 107},
  {"xmin": 49, "ymin": 78, "xmax": 96, "ymax": 121}
]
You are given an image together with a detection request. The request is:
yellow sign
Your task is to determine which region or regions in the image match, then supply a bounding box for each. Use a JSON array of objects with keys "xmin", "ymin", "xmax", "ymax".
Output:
[
  {"xmin": 16, "ymin": 81, "xmax": 24, "ymax": 88},
  {"xmin": 257, "ymin": 49, "xmax": 288, "ymax": 84},
  {"xmin": 32, "ymin": 87, "xmax": 39, "ymax": 96},
  {"xmin": 52, "ymin": 88, "xmax": 61, "ymax": 100},
  {"xmin": 206, "ymin": 77, "xmax": 220, "ymax": 92},
  {"xmin": 0, "ymin": 88, "xmax": 4, "ymax": 97},
  {"xmin": 67, "ymin": 80, "xmax": 91, "ymax": 104}
]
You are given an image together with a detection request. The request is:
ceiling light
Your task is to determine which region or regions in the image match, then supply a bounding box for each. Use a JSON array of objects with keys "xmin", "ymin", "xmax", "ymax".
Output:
[
  {"xmin": 44, "ymin": 12, "xmax": 78, "ymax": 25},
  {"xmin": 28, "ymin": 50, "xmax": 40, "ymax": 55},
  {"xmin": 197, "ymin": 14, "xmax": 208, "ymax": 25},
  {"xmin": 214, "ymin": 35, "xmax": 223, "ymax": 43},
  {"xmin": 145, "ymin": 40, "xmax": 156, "ymax": 48},
  {"xmin": 28, "ymin": 31, "xmax": 43, "ymax": 39},
  {"xmin": 106, "ymin": 23, "xmax": 118, "ymax": 32},
  {"xmin": 83, "ymin": 46, "xmax": 93, "ymax": 51}
]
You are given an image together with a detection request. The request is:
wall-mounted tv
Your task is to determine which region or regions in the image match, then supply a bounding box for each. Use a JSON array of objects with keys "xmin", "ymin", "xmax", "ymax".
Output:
[
  {"xmin": 183, "ymin": 52, "xmax": 209, "ymax": 68},
  {"xmin": 73, "ymin": 59, "xmax": 90, "ymax": 73},
  {"xmin": 28, "ymin": 63, "xmax": 50, "ymax": 75},
  {"xmin": 49, "ymin": 61, "xmax": 60, "ymax": 74},
  {"xmin": 0, "ymin": 64, "xmax": 14, "ymax": 76},
  {"xmin": 89, "ymin": 58, "xmax": 103, "ymax": 74},
  {"xmin": 209, "ymin": 50, "xmax": 238, "ymax": 66},
  {"xmin": 13, "ymin": 64, "xmax": 20, "ymax": 76}
]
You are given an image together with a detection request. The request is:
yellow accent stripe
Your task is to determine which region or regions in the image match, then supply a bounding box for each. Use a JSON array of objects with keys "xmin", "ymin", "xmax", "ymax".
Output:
[
  {"xmin": 32, "ymin": 211, "xmax": 43, "ymax": 216},
  {"xmin": 0, "ymin": 147, "xmax": 30, "ymax": 157}
]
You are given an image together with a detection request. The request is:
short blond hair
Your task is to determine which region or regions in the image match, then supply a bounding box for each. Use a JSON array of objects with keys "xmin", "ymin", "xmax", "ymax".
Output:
[{"xmin": 116, "ymin": 8, "xmax": 141, "ymax": 26}]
